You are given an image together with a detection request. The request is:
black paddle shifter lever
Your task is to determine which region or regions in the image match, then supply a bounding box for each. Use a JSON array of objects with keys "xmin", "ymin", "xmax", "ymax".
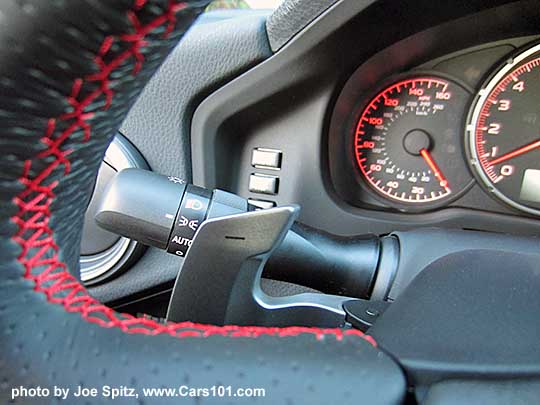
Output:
[
  {"xmin": 96, "ymin": 169, "xmax": 540, "ymax": 327},
  {"xmin": 96, "ymin": 169, "xmax": 381, "ymax": 299}
]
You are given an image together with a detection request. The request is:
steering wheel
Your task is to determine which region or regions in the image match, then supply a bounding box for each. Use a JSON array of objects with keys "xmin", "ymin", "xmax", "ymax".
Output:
[{"xmin": 0, "ymin": 1, "xmax": 404, "ymax": 403}]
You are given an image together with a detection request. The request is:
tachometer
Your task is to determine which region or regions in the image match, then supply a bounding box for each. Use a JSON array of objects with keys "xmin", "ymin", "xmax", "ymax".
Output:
[
  {"xmin": 467, "ymin": 43, "xmax": 540, "ymax": 216},
  {"xmin": 354, "ymin": 76, "xmax": 472, "ymax": 207}
]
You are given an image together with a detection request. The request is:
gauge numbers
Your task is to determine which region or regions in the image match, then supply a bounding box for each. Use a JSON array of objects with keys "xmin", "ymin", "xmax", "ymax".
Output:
[
  {"xmin": 467, "ymin": 43, "xmax": 540, "ymax": 216},
  {"xmin": 354, "ymin": 76, "xmax": 472, "ymax": 207}
]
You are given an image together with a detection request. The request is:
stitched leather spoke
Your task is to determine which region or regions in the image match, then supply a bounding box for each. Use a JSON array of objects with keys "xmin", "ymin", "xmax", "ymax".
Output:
[{"xmin": 4, "ymin": 0, "xmax": 376, "ymax": 346}]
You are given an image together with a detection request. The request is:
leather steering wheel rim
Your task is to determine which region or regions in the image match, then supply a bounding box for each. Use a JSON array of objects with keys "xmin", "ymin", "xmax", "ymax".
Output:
[{"xmin": 0, "ymin": 1, "xmax": 404, "ymax": 403}]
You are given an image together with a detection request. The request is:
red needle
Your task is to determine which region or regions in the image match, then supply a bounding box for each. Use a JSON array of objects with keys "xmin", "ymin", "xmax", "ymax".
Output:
[
  {"xmin": 488, "ymin": 139, "xmax": 540, "ymax": 166},
  {"xmin": 420, "ymin": 148, "xmax": 450, "ymax": 189}
]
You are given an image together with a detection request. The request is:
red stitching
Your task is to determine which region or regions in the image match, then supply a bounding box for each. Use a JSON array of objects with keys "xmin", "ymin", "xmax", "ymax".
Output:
[{"xmin": 9, "ymin": 0, "xmax": 376, "ymax": 347}]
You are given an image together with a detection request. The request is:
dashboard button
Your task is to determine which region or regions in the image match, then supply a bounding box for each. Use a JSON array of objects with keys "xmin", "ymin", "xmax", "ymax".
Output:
[
  {"xmin": 251, "ymin": 148, "xmax": 282, "ymax": 170},
  {"xmin": 249, "ymin": 173, "xmax": 279, "ymax": 195},
  {"xmin": 248, "ymin": 199, "xmax": 276, "ymax": 210}
]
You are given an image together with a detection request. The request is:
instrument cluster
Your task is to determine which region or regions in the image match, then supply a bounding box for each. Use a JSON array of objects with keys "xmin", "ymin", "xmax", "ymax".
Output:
[{"xmin": 333, "ymin": 39, "xmax": 540, "ymax": 218}]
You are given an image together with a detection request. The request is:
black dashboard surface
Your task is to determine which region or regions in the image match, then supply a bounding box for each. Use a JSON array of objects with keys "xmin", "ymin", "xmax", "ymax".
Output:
[
  {"xmin": 91, "ymin": 0, "xmax": 540, "ymax": 305},
  {"xmin": 330, "ymin": 37, "xmax": 539, "ymax": 217},
  {"xmin": 192, "ymin": 0, "xmax": 540, "ymax": 238}
]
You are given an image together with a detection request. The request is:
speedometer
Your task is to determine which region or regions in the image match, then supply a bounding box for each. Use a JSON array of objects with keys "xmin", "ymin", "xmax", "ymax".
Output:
[
  {"xmin": 354, "ymin": 75, "xmax": 473, "ymax": 208},
  {"xmin": 467, "ymin": 43, "xmax": 540, "ymax": 216}
]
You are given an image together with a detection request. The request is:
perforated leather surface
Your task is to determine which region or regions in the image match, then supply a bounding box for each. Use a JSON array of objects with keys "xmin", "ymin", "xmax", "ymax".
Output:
[{"xmin": 0, "ymin": 0, "xmax": 405, "ymax": 403}]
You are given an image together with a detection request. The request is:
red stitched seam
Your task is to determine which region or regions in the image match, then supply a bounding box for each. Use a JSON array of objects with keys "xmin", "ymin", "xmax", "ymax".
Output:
[{"xmin": 9, "ymin": 0, "xmax": 376, "ymax": 347}]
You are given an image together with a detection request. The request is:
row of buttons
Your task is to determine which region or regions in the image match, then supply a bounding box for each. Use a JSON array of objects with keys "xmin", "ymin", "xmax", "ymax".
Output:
[{"xmin": 248, "ymin": 147, "xmax": 282, "ymax": 209}]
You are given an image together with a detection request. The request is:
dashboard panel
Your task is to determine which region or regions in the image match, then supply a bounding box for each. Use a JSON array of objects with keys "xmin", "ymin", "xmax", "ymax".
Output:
[
  {"xmin": 89, "ymin": 0, "xmax": 540, "ymax": 305},
  {"xmin": 192, "ymin": 0, "xmax": 540, "ymax": 240},
  {"xmin": 330, "ymin": 37, "xmax": 540, "ymax": 218}
]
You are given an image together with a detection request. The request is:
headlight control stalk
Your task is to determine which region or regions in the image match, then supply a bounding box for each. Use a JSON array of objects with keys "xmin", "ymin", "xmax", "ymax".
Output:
[
  {"xmin": 95, "ymin": 169, "xmax": 382, "ymax": 299},
  {"xmin": 95, "ymin": 169, "xmax": 540, "ymax": 328}
]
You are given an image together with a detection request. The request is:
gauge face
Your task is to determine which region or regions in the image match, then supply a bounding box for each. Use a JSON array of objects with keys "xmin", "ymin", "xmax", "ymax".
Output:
[
  {"xmin": 467, "ymin": 44, "xmax": 540, "ymax": 216},
  {"xmin": 354, "ymin": 76, "xmax": 472, "ymax": 206}
]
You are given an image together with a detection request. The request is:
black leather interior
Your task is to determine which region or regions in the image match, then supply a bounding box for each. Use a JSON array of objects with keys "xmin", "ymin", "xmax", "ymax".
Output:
[{"xmin": 0, "ymin": 1, "xmax": 405, "ymax": 403}]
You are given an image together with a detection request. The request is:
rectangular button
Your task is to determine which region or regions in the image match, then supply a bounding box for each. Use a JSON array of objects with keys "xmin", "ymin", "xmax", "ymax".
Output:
[
  {"xmin": 249, "ymin": 174, "xmax": 279, "ymax": 195},
  {"xmin": 248, "ymin": 199, "xmax": 276, "ymax": 210},
  {"xmin": 251, "ymin": 148, "xmax": 282, "ymax": 170}
]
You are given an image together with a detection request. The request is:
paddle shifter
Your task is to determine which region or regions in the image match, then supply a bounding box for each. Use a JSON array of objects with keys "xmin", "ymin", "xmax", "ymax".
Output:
[
  {"xmin": 96, "ymin": 169, "xmax": 540, "ymax": 328},
  {"xmin": 95, "ymin": 169, "xmax": 384, "ymax": 326},
  {"xmin": 95, "ymin": 169, "xmax": 382, "ymax": 299}
]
